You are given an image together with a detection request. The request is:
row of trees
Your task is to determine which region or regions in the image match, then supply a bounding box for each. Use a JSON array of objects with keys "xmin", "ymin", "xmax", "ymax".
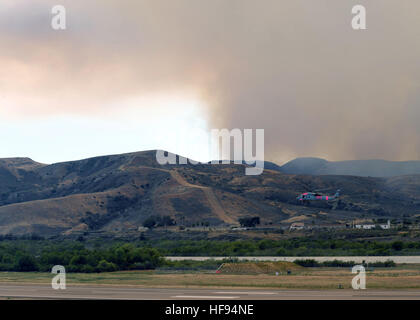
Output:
[
  {"xmin": 142, "ymin": 215, "xmax": 261, "ymax": 229},
  {"xmin": 0, "ymin": 242, "xmax": 163, "ymax": 273},
  {"xmin": 0, "ymin": 238, "xmax": 417, "ymax": 272},
  {"xmin": 148, "ymin": 239, "xmax": 420, "ymax": 256},
  {"xmin": 294, "ymin": 259, "xmax": 396, "ymax": 268},
  {"xmin": 143, "ymin": 215, "xmax": 176, "ymax": 229},
  {"xmin": 238, "ymin": 216, "xmax": 260, "ymax": 228}
]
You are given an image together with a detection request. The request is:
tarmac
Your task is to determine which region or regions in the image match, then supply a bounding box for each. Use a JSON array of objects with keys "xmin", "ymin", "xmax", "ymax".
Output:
[{"xmin": 0, "ymin": 284, "xmax": 419, "ymax": 300}]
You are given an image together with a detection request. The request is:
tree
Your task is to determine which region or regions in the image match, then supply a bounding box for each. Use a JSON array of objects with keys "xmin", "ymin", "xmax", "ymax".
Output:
[
  {"xmin": 143, "ymin": 217, "xmax": 157, "ymax": 229},
  {"xmin": 391, "ymin": 241, "xmax": 404, "ymax": 251},
  {"xmin": 15, "ymin": 255, "xmax": 38, "ymax": 272},
  {"xmin": 97, "ymin": 260, "xmax": 117, "ymax": 272},
  {"xmin": 158, "ymin": 216, "xmax": 175, "ymax": 227},
  {"xmin": 144, "ymin": 215, "xmax": 175, "ymax": 228},
  {"xmin": 239, "ymin": 216, "xmax": 260, "ymax": 228}
]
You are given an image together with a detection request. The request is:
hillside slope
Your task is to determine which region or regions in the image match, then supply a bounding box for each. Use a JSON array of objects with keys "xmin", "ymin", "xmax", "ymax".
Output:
[
  {"xmin": 0, "ymin": 150, "xmax": 418, "ymax": 237},
  {"xmin": 279, "ymin": 158, "xmax": 420, "ymax": 177}
]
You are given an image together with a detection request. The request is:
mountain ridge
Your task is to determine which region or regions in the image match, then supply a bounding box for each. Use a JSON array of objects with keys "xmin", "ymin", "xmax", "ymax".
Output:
[
  {"xmin": 278, "ymin": 157, "xmax": 420, "ymax": 177},
  {"xmin": 0, "ymin": 150, "xmax": 418, "ymax": 237}
]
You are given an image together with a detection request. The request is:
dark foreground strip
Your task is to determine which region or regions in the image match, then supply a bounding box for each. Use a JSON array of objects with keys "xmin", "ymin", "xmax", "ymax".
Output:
[{"xmin": 0, "ymin": 300, "xmax": 413, "ymax": 319}]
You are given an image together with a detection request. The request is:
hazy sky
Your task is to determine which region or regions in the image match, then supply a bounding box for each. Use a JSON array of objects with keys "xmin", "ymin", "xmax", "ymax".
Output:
[{"xmin": 0, "ymin": 0, "xmax": 419, "ymax": 164}]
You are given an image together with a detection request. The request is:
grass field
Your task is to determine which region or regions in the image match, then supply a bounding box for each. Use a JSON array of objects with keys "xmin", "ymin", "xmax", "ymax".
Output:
[{"xmin": 0, "ymin": 265, "xmax": 419, "ymax": 289}]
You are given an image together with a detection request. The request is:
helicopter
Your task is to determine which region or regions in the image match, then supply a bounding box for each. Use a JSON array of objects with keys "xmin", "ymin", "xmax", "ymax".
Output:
[{"xmin": 296, "ymin": 189, "xmax": 340, "ymax": 204}]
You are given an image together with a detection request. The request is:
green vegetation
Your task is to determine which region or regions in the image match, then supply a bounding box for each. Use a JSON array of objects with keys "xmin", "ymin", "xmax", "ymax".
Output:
[
  {"xmin": 0, "ymin": 241, "xmax": 162, "ymax": 273},
  {"xmin": 147, "ymin": 238, "xmax": 420, "ymax": 256},
  {"xmin": 142, "ymin": 215, "xmax": 176, "ymax": 229},
  {"xmin": 0, "ymin": 237, "xmax": 419, "ymax": 273},
  {"xmin": 238, "ymin": 216, "xmax": 260, "ymax": 228},
  {"xmin": 294, "ymin": 259, "xmax": 396, "ymax": 268}
]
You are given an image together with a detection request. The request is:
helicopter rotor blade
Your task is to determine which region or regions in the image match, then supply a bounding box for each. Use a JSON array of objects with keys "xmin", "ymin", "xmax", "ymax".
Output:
[{"xmin": 313, "ymin": 187, "xmax": 335, "ymax": 192}]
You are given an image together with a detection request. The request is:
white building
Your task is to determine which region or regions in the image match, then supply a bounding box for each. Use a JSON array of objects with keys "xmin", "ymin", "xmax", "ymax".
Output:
[
  {"xmin": 355, "ymin": 224, "xmax": 375, "ymax": 230},
  {"xmin": 290, "ymin": 222, "xmax": 304, "ymax": 230},
  {"xmin": 379, "ymin": 220, "xmax": 391, "ymax": 230}
]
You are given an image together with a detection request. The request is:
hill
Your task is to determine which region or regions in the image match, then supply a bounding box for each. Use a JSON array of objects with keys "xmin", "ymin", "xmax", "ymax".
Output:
[
  {"xmin": 0, "ymin": 150, "xmax": 418, "ymax": 237},
  {"xmin": 279, "ymin": 158, "xmax": 420, "ymax": 177},
  {"xmin": 217, "ymin": 261, "xmax": 301, "ymax": 274}
]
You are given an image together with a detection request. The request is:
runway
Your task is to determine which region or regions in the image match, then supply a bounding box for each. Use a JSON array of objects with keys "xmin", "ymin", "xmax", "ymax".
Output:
[{"xmin": 0, "ymin": 284, "xmax": 419, "ymax": 300}]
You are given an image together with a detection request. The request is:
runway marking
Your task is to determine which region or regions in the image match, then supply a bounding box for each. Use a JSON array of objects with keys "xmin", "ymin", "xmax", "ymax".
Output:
[
  {"xmin": 213, "ymin": 291, "xmax": 277, "ymax": 295},
  {"xmin": 172, "ymin": 295, "xmax": 239, "ymax": 299}
]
